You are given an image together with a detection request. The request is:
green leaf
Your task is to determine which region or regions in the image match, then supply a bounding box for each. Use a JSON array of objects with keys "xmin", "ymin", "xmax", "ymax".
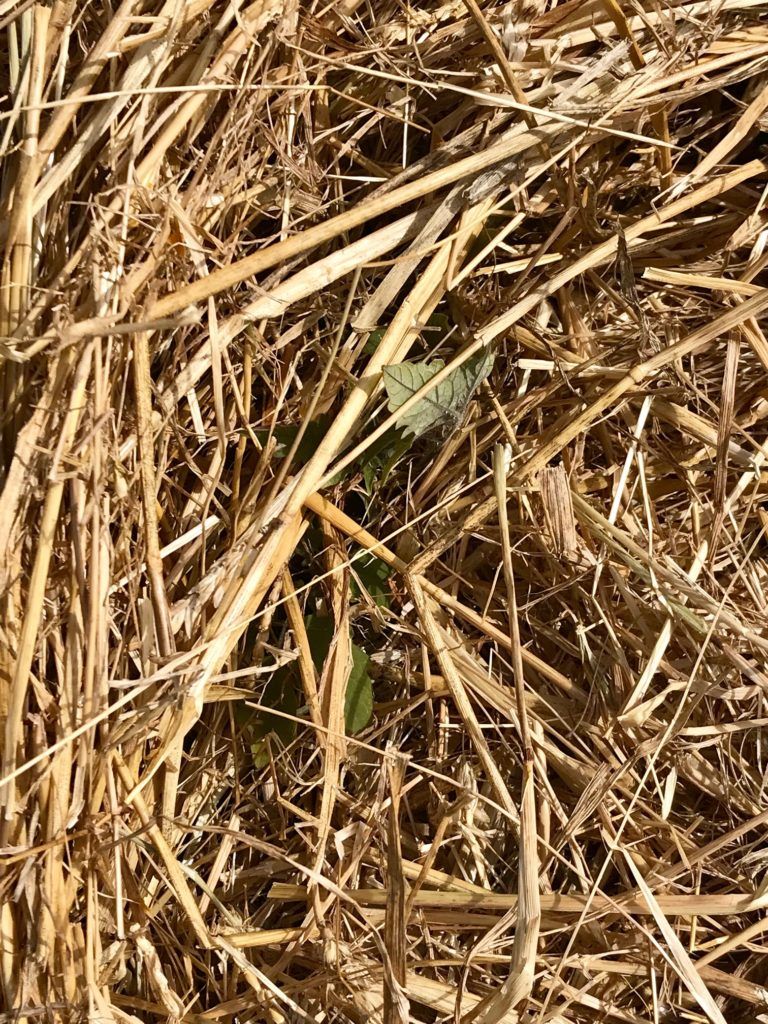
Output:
[
  {"xmin": 254, "ymin": 418, "xmax": 329, "ymax": 465},
  {"xmin": 424, "ymin": 311, "xmax": 452, "ymax": 342},
  {"xmin": 351, "ymin": 554, "xmax": 391, "ymax": 607},
  {"xmin": 362, "ymin": 458, "xmax": 377, "ymax": 495},
  {"xmin": 382, "ymin": 347, "xmax": 494, "ymax": 438},
  {"xmin": 251, "ymin": 740, "xmax": 271, "ymax": 769},
  {"xmin": 250, "ymin": 667, "xmax": 299, "ymax": 767},
  {"xmin": 253, "ymin": 417, "xmax": 346, "ymax": 485},
  {"xmin": 305, "ymin": 615, "xmax": 334, "ymax": 669},
  {"xmin": 363, "ymin": 328, "xmax": 385, "ymax": 356},
  {"xmin": 305, "ymin": 615, "xmax": 373, "ymax": 733},
  {"xmin": 346, "ymin": 643, "xmax": 373, "ymax": 733},
  {"xmin": 250, "ymin": 613, "xmax": 375, "ymax": 766},
  {"xmin": 358, "ymin": 426, "xmax": 413, "ymax": 493}
]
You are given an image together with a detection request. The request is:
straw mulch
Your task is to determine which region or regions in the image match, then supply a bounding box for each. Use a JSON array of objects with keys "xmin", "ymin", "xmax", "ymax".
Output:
[{"xmin": 2, "ymin": 0, "xmax": 768, "ymax": 1021}]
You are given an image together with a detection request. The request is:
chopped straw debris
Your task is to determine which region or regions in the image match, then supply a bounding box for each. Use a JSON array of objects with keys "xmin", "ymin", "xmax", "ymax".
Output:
[{"xmin": 2, "ymin": 1, "xmax": 768, "ymax": 1022}]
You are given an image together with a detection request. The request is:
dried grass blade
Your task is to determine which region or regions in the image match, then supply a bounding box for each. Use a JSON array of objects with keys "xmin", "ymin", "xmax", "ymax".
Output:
[
  {"xmin": 470, "ymin": 448, "xmax": 541, "ymax": 1023},
  {"xmin": 709, "ymin": 332, "xmax": 740, "ymax": 555},
  {"xmin": 621, "ymin": 851, "xmax": 727, "ymax": 1024},
  {"xmin": 1, "ymin": 347, "xmax": 91, "ymax": 816},
  {"xmin": 383, "ymin": 754, "xmax": 409, "ymax": 1024},
  {"xmin": 303, "ymin": 491, "xmax": 580, "ymax": 698},
  {"xmin": 539, "ymin": 464, "xmax": 579, "ymax": 563},
  {"xmin": 150, "ymin": 127, "xmax": 565, "ymax": 318},
  {"xmin": 410, "ymin": 286, "xmax": 768, "ymax": 575},
  {"xmin": 407, "ymin": 576, "xmax": 518, "ymax": 820},
  {"xmin": 268, "ymin": 883, "xmax": 767, "ymax": 916},
  {"xmin": 674, "ymin": 80, "xmax": 768, "ymax": 192},
  {"xmin": 112, "ymin": 752, "xmax": 211, "ymax": 949},
  {"xmin": 312, "ymin": 524, "xmax": 351, "ymax": 887}
]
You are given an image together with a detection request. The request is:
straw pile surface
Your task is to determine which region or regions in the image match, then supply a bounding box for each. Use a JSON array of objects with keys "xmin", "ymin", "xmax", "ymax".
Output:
[{"xmin": 2, "ymin": 0, "xmax": 768, "ymax": 1021}]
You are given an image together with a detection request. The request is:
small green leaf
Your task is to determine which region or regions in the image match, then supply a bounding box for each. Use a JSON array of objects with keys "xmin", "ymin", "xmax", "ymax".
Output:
[
  {"xmin": 379, "ymin": 432, "xmax": 413, "ymax": 485},
  {"xmin": 351, "ymin": 554, "xmax": 391, "ymax": 607},
  {"xmin": 424, "ymin": 311, "xmax": 452, "ymax": 342},
  {"xmin": 362, "ymin": 458, "xmax": 377, "ymax": 495},
  {"xmin": 346, "ymin": 643, "xmax": 373, "ymax": 733},
  {"xmin": 233, "ymin": 702, "xmax": 257, "ymax": 730},
  {"xmin": 382, "ymin": 347, "xmax": 494, "ymax": 438},
  {"xmin": 254, "ymin": 418, "xmax": 329, "ymax": 466},
  {"xmin": 358, "ymin": 426, "xmax": 413, "ymax": 493},
  {"xmin": 277, "ymin": 419, "xmax": 328, "ymax": 464},
  {"xmin": 306, "ymin": 615, "xmax": 334, "ymax": 669},
  {"xmin": 250, "ymin": 667, "xmax": 299, "ymax": 767},
  {"xmin": 305, "ymin": 616, "xmax": 373, "ymax": 733},
  {"xmin": 363, "ymin": 329, "xmax": 385, "ymax": 356},
  {"xmin": 250, "ymin": 740, "xmax": 269, "ymax": 768}
]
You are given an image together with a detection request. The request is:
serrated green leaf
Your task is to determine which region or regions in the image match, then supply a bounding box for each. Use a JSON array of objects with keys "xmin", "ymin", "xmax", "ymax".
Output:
[
  {"xmin": 382, "ymin": 348, "xmax": 494, "ymax": 438},
  {"xmin": 383, "ymin": 359, "xmax": 445, "ymax": 437}
]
